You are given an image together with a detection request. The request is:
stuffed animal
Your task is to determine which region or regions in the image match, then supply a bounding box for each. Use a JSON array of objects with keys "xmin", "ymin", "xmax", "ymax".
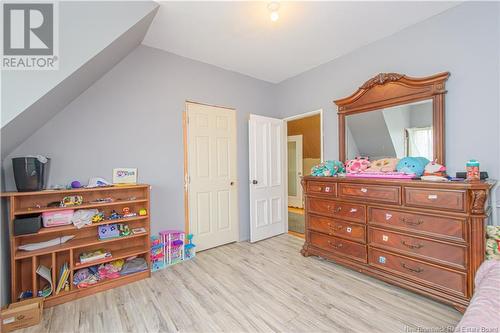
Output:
[
  {"xmin": 365, "ymin": 158, "xmax": 399, "ymax": 173},
  {"xmin": 424, "ymin": 161, "xmax": 447, "ymax": 176},
  {"xmin": 485, "ymin": 226, "xmax": 500, "ymax": 260},
  {"xmin": 311, "ymin": 160, "xmax": 345, "ymax": 177},
  {"xmin": 421, "ymin": 161, "xmax": 448, "ymax": 181},
  {"xmin": 396, "ymin": 157, "xmax": 430, "ymax": 177},
  {"xmin": 345, "ymin": 157, "xmax": 370, "ymax": 173}
]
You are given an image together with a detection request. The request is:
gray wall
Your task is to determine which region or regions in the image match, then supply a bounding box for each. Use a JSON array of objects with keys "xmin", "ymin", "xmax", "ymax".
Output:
[
  {"xmin": 3, "ymin": 45, "xmax": 276, "ymax": 241},
  {"xmin": 276, "ymin": 2, "xmax": 500, "ymax": 179}
]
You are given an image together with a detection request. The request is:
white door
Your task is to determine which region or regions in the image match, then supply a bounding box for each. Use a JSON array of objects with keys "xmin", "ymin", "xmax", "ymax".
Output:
[
  {"xmin": 287, "ymin": 135, "xmax": 303, "ymax": 208},
  {"xmin": 187, "ymin": 102, "xmax": 238, "ymax": 251},
  {"xmin": 249, "ymin": 114, "xmax": 286, "ymax": 243}
]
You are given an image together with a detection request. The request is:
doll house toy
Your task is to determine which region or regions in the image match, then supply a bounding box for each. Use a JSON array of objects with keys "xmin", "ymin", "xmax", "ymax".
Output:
[
  {"xmin": 150, "ymin": 236, "xmax": 165, "ymax": 272},
  {"xmin": 159, "ymin": 230, "xmax": 185, "ymax": 266}
]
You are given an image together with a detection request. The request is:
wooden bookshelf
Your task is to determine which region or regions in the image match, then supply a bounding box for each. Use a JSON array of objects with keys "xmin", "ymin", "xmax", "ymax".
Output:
[{"xmin": 2, "ymin": 184, "xmax": 151, "ymax": 308}]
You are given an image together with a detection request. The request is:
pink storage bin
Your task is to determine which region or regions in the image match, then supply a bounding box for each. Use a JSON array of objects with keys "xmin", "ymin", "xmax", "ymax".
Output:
[{"xmin": 42, "ymin": 210, "xmax": 74, "ymax": 227}]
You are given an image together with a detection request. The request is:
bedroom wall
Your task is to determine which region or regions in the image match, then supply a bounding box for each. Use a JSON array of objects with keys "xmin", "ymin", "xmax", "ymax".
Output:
[
  {"xmin": 3, "ymin": 45, "xmax": 276, "ymax": 242},
  {"xmin": 275, "ymin": 2, "xmax": 500, "ymax": 180}
]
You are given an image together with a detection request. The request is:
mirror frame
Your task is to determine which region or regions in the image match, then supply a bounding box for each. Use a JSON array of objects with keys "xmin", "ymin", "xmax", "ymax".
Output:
[{"xmin": 335, "ymin": 72, "xmax": 450, "ymax": 165}]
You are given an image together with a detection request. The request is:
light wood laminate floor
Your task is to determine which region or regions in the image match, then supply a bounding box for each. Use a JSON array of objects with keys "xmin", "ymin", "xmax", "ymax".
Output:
[{"xmin": 20, "ymin": 234, "xmax": 461, "ymax": 333}]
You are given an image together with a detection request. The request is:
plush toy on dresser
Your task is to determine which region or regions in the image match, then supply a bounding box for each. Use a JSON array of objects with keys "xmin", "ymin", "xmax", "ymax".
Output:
[
  {"xmin": 396, "ymin": 157, "xmax": 430, "ymax": 177},
  {"xmin": 365, "ymin": 158, "xmax": 399, "ymax": 173},
  {"xmin": 345, "ymin": 157, "xmax": 371, "ymax": 173}
]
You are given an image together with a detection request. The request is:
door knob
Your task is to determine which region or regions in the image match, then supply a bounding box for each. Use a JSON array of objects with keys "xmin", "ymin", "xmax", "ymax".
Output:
[
  {"xmin": 252, "ymin": 180, "xmax": 258, "ymax": 184},
  {"xmin": 230, "ymin": 181, "xmax": 235, "ymax": 186}
]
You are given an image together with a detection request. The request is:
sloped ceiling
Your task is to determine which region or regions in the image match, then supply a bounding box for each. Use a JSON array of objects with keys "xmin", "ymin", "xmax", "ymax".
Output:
[
  {"xmin": 143, "ymin": 1, "xmax": 460, "ymax": 83},
  {"xmin": 1, "ymin": 1, "xmax": 159, "ymax": 159}
]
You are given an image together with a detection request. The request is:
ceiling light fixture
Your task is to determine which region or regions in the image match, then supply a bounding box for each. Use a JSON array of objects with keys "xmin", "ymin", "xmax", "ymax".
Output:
[{"xmin": 268, "ymin": 2, "xmax": 280, "ymax": 22}]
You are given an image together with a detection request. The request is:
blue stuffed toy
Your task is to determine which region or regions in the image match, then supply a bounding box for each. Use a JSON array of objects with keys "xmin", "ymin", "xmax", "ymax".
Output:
[
  {"xmin": 396, "ymin": 157, "xmax": 430, "ymax": 177},
  {"xmin": 311, "ymin": 160, "xmax": 345, "ymax": 177}
]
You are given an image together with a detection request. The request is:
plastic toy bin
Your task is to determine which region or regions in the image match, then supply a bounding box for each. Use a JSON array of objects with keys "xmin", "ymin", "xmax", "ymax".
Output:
[{"xmin": 41, "ymin": 210, "xmax": 74, "ymax": 228}]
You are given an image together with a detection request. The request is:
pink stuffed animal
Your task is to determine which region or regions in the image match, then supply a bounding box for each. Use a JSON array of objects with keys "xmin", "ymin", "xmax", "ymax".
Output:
[{"xmin": 345, "ymin": 157, "xmax": 371, "ymax": 173}]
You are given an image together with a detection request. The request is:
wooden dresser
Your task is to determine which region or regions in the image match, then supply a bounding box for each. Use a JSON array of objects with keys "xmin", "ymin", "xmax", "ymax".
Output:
[{"xmin": 301, "ymin": 176, "xmax": 494, "ymax": 311}]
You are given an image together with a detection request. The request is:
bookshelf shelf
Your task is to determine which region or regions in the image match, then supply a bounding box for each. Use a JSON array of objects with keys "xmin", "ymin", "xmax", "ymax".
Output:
[{"xmin": 2, "ymin": 184, "xmax": 151, "ymax": 308}]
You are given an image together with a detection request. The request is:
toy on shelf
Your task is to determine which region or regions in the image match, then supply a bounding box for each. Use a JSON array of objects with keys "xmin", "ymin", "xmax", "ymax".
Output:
[
  {"xmin": 118, "ymin": 224, "xmax": 131, "ymax": 236},
  {"xmin": 92, "ymin": 211, "xmax": 104, "ymax": 223},
  {"xmin": 184, "ymin": 234, "xmax": 196, "ymax": 260},
  {"xmin": 71, "ymin": 181, "xmax": 82, "ymax": 189},
  {"xmin": 98, "ymin": 224, "xmax": 120, "ymax": 240},
  {"xmin": 122, "ymin": 207, "xmax": 137, "ymax": 218},
  {"xmin": 139, "ymin": 208, "xmax": 147, "ymax": 216},
  {"xmin": 150, "ymin": 236, "xmax": 165, "ymax": 272},
  {"xmin": 61, "ymin": 195, "xmax": 83, "ymax": 207},
  {"xmin": 108, "ymin": 210, "xmax": 122, "ymax": 220}
]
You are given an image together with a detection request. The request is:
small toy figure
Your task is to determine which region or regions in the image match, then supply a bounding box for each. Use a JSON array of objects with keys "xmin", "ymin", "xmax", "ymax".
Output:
[
  {"xmin": 61, "ymin": 195, "xmax": 83, "ymax": 207},
  {"xmin": 139, "ymin": 208, "xmax": 147, "ymax": 216},
  {"xmin": 184, "ymin": 234, "xmax": 196, "ymax": 260},
  {"xmin": 92, "ymin": 212, "xmax": 104, "ymax": 223},
  {"xmin": 108, "ymin": 210, "xmax": 122, "ymax": 220},
  {"xmin": 118, "ymin": 224, "xmax": 131, "ymax": 237},
  {"xmin": 122, "ymin": 207, "xmax": 137, "ymax": 218}
]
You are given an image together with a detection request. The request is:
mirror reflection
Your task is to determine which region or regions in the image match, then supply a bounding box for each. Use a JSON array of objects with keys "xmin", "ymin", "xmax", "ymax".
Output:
[{"xmin": 345, "ymin": 99, "xmax": 433, "ymax": 161}]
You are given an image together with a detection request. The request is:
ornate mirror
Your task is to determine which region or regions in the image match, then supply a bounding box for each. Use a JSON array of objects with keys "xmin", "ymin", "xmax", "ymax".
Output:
[{"xmin": 334, "ymin": 72, "xmax": 449, "ymax": 164}]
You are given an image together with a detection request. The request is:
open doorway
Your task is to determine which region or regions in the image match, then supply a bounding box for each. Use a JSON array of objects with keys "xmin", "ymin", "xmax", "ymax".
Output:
[{"xmin": 285, "ymin": 110, "xmax": 323, "ymax": 237}]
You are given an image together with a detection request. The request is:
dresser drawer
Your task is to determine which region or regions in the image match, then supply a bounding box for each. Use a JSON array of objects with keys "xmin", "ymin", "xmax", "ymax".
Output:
[
  {"xmin": 310, "ymin": 232, "xmax": 367, "ymax": 263},
  {"xmin": 404, "ymin": 188, "xmax": 465, "ymax": 212},
  {"xmin": 368, "ymin": 249, "xmax": 467, "ymax": 297},
  {"xmin": 369, "ymin": 207, "xmax": 465, "ymax": 242},
  {"xmin": 309, "ymin": 215, "xmax": 366, "ymax": 243},
  {"xmin": 306, "ymin": 181, "xmax": 336, "ymax": 196},
  {"xmin": 308, "ymin": 198, "xmax": 365, "ymax": 223},
  {"xmin": 339, "ymin": 183, "xmax": 401, "ymax": 205},
  {"xmin": 368, "ymin": 228, "xmax": 466, "ymax": 269}
]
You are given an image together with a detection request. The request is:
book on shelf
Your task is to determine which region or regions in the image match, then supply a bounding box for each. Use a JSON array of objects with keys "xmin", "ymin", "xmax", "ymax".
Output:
[
  {"xmin": 55, "ymin": 262, "xmax": 69, "ymax": 295},
  {"xmin": 36, "ymin": 265, "xmax": 53, "ymax": 297},
  {"xmin": 79, "ymin": 249, "xmax": 112, "ymax": 264}
]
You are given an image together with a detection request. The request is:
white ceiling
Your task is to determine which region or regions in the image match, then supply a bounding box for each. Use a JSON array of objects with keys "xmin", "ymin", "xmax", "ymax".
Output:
[{"xmin": 143, "ymin": 1, "xmax": 460, "ymax": 83}]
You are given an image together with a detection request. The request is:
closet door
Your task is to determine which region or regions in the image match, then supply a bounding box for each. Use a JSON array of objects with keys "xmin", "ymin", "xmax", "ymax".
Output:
[{"xmin": 187, "ymin": 102, "xmax": 238, "ymax": 251}]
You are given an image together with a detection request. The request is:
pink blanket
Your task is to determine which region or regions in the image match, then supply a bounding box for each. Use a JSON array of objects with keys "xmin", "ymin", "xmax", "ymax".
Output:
[{"xmin": 455, "ymin": 260, "xmax": 500, "ymax": 331}]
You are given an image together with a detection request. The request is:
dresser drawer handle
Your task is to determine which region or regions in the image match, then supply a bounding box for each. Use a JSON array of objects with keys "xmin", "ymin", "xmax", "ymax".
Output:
[
  {"xmin": 331, "ymin": 206, "xmax": 342, "ymax": 213},
  {"xmin": 399, "ymin": 217, "xmax": 423, "ymax": 226},
  {"xmin": 401, "ymin": 263, "xmax": 423, "ymax": 273},
  {"xmin": 401, "ymin": 240, "xmax": 423, "ymax": 249},
  {"xmin": 427, "ymin": 194, "xmax": 438, "ymax": 200},
  {"xmin": 360, "ymin": 188, "xmax": 368, "ymax": 193},
  {"xmin": 327, "ymin": 240, "xmax": 343, "ymax": 249}
]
